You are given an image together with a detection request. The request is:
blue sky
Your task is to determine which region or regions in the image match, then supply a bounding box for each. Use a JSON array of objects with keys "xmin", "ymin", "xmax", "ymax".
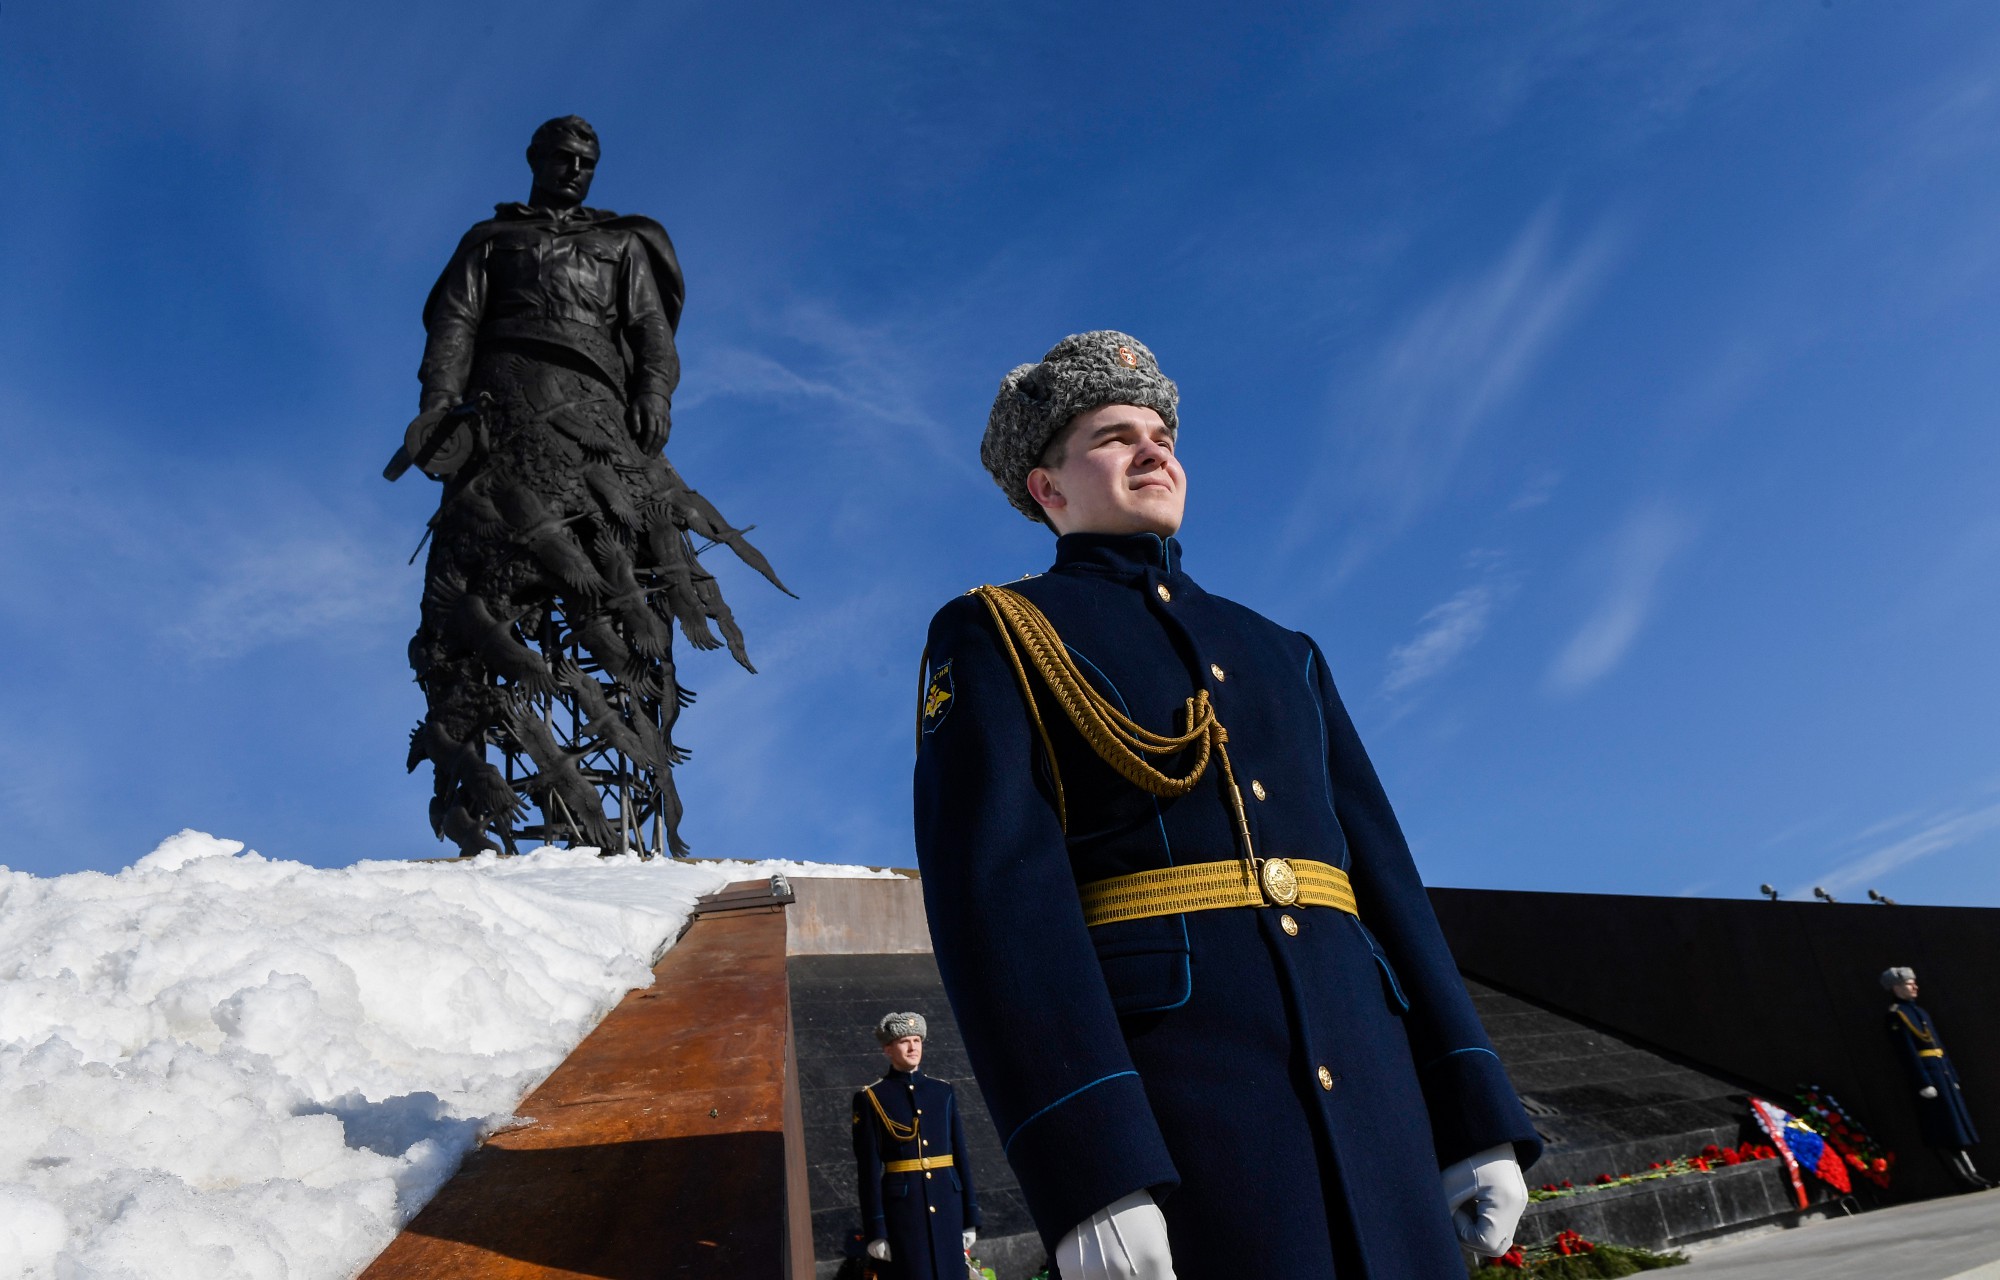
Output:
[{"xmin": 3, "ymin": 2, "xmax": 1998, "ymax": 906}]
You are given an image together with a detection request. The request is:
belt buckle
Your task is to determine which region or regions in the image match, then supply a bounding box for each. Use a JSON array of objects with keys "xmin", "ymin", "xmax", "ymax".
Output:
[{"xmin": 1259, "ymin": 857, "xmax": 1300, "ymax": 907}]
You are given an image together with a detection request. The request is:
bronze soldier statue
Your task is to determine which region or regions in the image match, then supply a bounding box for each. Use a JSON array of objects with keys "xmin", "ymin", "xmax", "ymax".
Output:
[{"xmin": 389, "ymin": 116, "xmax": 787, "ymax": 857}]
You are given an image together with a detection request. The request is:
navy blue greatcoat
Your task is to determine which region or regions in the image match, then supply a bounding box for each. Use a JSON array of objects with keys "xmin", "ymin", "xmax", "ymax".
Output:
[
  {"xmin": 1888, "ymin": 1000, "xmax": 1980, "ymax": 1149},
  {"xmin": 913, "ymin": 533, "xmax": 1541, "ymax": 1278},
  {"xmin": 852, "ymin": 1067, "xmax": 980, "ymax": 1280}
]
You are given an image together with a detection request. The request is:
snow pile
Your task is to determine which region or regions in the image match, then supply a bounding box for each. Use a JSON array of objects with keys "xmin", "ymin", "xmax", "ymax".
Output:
[{"xmin": 0, "ymin": 831, "xmax": 894, "ymax": 1279}]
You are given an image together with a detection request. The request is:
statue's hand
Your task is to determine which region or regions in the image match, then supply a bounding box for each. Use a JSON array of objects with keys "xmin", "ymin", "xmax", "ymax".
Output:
[
  {"xmin": 404, "ymin": 406, "xmax": 469, "ymax": 480},
  {"xmin": 630, "ymin": 393, "xmax": 670, "ymax": 453}
]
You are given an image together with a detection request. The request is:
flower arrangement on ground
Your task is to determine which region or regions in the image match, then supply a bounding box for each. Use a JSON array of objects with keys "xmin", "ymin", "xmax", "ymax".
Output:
[
  {"xmin": 1793, "ymin": 1085, "xmax": 1894, "ymax": 1189},
  {"xmin": 1472, "ymin": 1229, "xmax": 1686, "ymax": 1276}
]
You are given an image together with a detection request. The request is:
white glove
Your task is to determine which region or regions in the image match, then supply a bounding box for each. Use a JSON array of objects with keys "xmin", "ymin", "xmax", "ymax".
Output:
[
  {"xmin": 1442, "ymin": 1144, "xmax": 1528, "ymax": 1256},
  {"xmin": 1921, "ymin": 1086, "xmax": 1940, "ymax": 1099},
  {"xmin": 866, "ymin": 1238, "xmax": 892, "ymax": 1261},
  {"xmin": 1056, "ymin": 1190, "xmax": 1177, "ymax": 1279},
  {"xmin": 963, "ymin": 1228, "xmax": 978, "ymax": 1249}
]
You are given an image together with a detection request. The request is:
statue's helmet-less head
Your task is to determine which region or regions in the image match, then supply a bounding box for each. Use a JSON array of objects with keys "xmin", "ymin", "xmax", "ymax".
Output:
[{"xmin": 526, "ymin": 115, "xmax": 601, "ymax": 207}]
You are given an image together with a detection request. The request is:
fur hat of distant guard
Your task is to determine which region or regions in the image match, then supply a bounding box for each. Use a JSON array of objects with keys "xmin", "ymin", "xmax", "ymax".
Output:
[
  {"xmin": 876, "ymin": 1011, "xmax": 928, "ymax": 1043},
  {"xmin": 982, "ymin": 330, "xmax": 1180, "ymax": 522},
  {"xmin": 1880, "ymin": 966, "xmax": 1916, "ymax": 991}
]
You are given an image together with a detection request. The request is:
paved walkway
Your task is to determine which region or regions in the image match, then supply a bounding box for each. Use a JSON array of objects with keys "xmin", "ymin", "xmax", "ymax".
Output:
[{"xmin": 1678, "ymin": 1188, "xmax": 2000, "ymax": 1279}]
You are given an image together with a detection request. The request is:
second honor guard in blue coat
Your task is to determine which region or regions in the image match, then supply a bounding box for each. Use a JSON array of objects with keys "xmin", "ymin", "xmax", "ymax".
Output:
[
  {"xmin": 1882, "ymin": 967, "xmax": 1990, "ymax": 1189},
  {"xmin": 853, "ymin": 1011, "xmax": 981, "ymax": 1279},
  {"xmin": 913, "ymin": 332, "xmax": 1543, "ymax": 1279}
]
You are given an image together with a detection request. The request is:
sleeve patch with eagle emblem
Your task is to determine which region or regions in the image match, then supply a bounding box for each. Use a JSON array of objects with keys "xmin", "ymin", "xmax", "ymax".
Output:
[{"xmin": 922, "ymin": 661, "xmax": 955, "ymax": 735}]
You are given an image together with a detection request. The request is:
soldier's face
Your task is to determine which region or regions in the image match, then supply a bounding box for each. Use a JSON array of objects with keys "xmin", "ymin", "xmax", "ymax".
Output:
[
  {"xmin": 883, "ymin": 1035, "xmax": 924, "ymax": 1071},
  {"xmin": 1028, "ymin": 404, "xmax": 1186, "ymax": 538},
  {"xmin": 1895, "ymin": 979, "xmax": 1919, "ymax": 1000},
  {"xmin": 530, "ymin": 139, "xmax": 599, "ymax": 207}
]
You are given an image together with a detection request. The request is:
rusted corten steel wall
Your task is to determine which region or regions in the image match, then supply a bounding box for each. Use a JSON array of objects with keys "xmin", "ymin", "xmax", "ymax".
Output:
[
  {"xmin": 1430, "ymin": 887, "xmax": 2000, "ymax": 1204},
  {"xmin": 361, "ymin": 882, "xmax": 810, "ymax": 1279}
]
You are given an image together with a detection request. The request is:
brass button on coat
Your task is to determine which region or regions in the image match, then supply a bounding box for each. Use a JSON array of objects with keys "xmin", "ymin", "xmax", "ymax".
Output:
[
  {"xmin": 1209, "ymin": 663, "xmax": 1226, "ymax": 681},
  {"xmin": 1155, "ymin": 583, "xmax": 1173, "ymax": 602},
  {"xmin": 1251, "ymin": 779, "xmax": 1268, "ymax": 801},
  {"xmin": 1280, "ymin": 913, "xmax": 1299, "ymax": 936},
  {"xmin": 1317, "ymin": 1065, "xmax": 1335, "ymax": 1091}
]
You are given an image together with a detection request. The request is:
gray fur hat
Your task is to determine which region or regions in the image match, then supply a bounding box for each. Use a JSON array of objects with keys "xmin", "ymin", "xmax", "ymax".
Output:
[
  {"xmin": 982, "ymin": 330, "xmax": 1180, "ymax": 522},
  {"xmin": 876, "ymin": 1011, "xmax": 927, "ymax": 1043},
  {"xmin": 1880, "ymin": 966, "xmax": 1916, "ymax": 991}
]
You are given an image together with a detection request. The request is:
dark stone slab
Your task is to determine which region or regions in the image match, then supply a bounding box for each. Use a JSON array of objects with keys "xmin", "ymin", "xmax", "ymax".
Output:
[{"xmin": 1515, "ymin": 1162, "xmax": 1804, "ymax": 1253}]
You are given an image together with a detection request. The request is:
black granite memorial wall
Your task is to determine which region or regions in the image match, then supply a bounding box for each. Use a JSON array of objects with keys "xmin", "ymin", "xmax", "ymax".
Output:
[{"xmin": 1431, "ymin": 887, "xmax": 2000, "ymax": 1204}]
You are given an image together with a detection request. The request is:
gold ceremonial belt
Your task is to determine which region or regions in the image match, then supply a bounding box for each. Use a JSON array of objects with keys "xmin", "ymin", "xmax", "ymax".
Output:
[
  {"xmin": 1079, "ymin": 858, "xmax": 1357, "ymax": 928},
  {"xmin": 884, "ymin": 1154, "xmax": 956, "ymax": 1173},
  {"xmin": 1919, "ymin": 1049, "xmax": 1946, "ymax": 1059}
]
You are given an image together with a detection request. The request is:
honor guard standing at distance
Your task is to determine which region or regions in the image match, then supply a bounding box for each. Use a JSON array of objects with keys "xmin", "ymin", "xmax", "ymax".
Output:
[
  {"xmin": 913, "ymin": 332, "xmax": 1543, "ymax": 1278},
  {"xmin": 853, "ymin": 1012, "xmax": 981, "ymax": 1279},
  {"xmin": 1882, "ymin": 967, "xmax": 1991, "ymax": 1190}
]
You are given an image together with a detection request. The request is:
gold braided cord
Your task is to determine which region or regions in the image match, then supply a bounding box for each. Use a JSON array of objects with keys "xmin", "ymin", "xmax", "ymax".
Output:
[
  {"xmin": 1894, "ymin": 1008, "xmax": 1936, "ymax": 1044},
  {"xmin": 972, "ymin": 585, "xmax": 1262, "ymax": 860},
  {"xmin": 862, "ymin": 1086, "xmax": 919, "ymax": 1143},
  {"xmin": 1080, "ymin": 859, "xmax": 1358, "ymax": 927}
]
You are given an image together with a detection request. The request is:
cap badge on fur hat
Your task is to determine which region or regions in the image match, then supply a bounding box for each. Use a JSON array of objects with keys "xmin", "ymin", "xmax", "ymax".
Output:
[
  {"xmin": 1115, "ymin": 344, "xmax": 1139, "ymax": 368},
  {"xmin": 876, "ymin": 1011, "xmax": 928, "ymax": 1043}
]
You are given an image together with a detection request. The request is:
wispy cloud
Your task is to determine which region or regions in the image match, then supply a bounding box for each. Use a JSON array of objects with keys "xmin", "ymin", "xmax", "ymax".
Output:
[
  {"xmin": 1385, "ymin": 585, "xmax": 1498, "ymax": 695},
  {"xmin": 1327, "ymin": 4, "xmax": 1805, "ymax": 147},
  {"xmin": 1545, "ymin": 501, "xmax": 1695, "ymax": 695},
  {"xmin": 1509, "ymin": 470, "xmax": 1562, "ymax": 512},
  {"xmin": 169, "ymin": 533, "xmax": 408, "ymax": 661},
  {"xmin": 1287, "ymin": 206, "xmax": 1619, "ymax": 580},
  {"xmin": 680, "ymin": 299, "xmax": 967, "ymax": 471},
  {"xmin": 1801, "ymin": 798, "xmax": 2000, "ymax": 900},
  {"xmin": 1384, "ymin": 556, "xmax": 1519, "ymax": 696},
  {"xmin": 0, "ymin": 399, "xmax": 410, "ymax": 666}
]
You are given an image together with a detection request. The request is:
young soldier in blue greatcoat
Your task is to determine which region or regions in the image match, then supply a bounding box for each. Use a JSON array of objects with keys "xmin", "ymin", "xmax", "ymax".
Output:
[
  {"xmin": 913, "ymin": 332, "xmax": 1542, "ymax": 1278},
  {"xmin": 853, "ymin": 1011, "xmax": 981, "ymax": 1279},
  {"xmin": 1882, "ymin": 967, "xmax": 1990, "ymax": 1190}
]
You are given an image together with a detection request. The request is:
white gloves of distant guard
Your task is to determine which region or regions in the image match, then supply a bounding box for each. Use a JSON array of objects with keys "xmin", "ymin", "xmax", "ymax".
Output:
[
  {"xmin": 867, "ymin": 1230, "xmax": 977, "ymax": 1260},
  {"xmin": 1921, "ymin": 1086, "xmax": 1940, "ymax": 1099},
  {"xmin": 1442, "ymin": 1145, "xmax": 1529, "ymax": 1257},
  {"xmin": 1058, "ymin": 1190, "xmax": 1177, "ymax": 1279}
]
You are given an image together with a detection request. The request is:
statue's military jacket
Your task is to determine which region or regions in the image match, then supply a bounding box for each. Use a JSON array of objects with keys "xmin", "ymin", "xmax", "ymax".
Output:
[
  {"xmin": 851, "ymin": 1068, "xmax": 980, "ymax": 1280},
  {"xmin": 419, "ymin": 203, "xmax": 685, "ymax": 412},
  {"xmin": 913, "ymin": 533, "xmax": 1541, "ymax": 1278},
  {"xmin": 1889, "ymin": 999, "xmax": 1980, "ymax": 1149}
]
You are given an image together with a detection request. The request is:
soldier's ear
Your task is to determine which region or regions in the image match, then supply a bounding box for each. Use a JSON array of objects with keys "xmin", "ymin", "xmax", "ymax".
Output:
[{"xmin": 1026, "ymin": 467, "xmax": 1066, "ymax": 516}]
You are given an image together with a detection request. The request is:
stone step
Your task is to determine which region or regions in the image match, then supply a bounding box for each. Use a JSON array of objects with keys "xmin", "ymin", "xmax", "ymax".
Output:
[{"xmin": 1515, "ymin": 1159, "xmax": 1806, "ymax": 1254}]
